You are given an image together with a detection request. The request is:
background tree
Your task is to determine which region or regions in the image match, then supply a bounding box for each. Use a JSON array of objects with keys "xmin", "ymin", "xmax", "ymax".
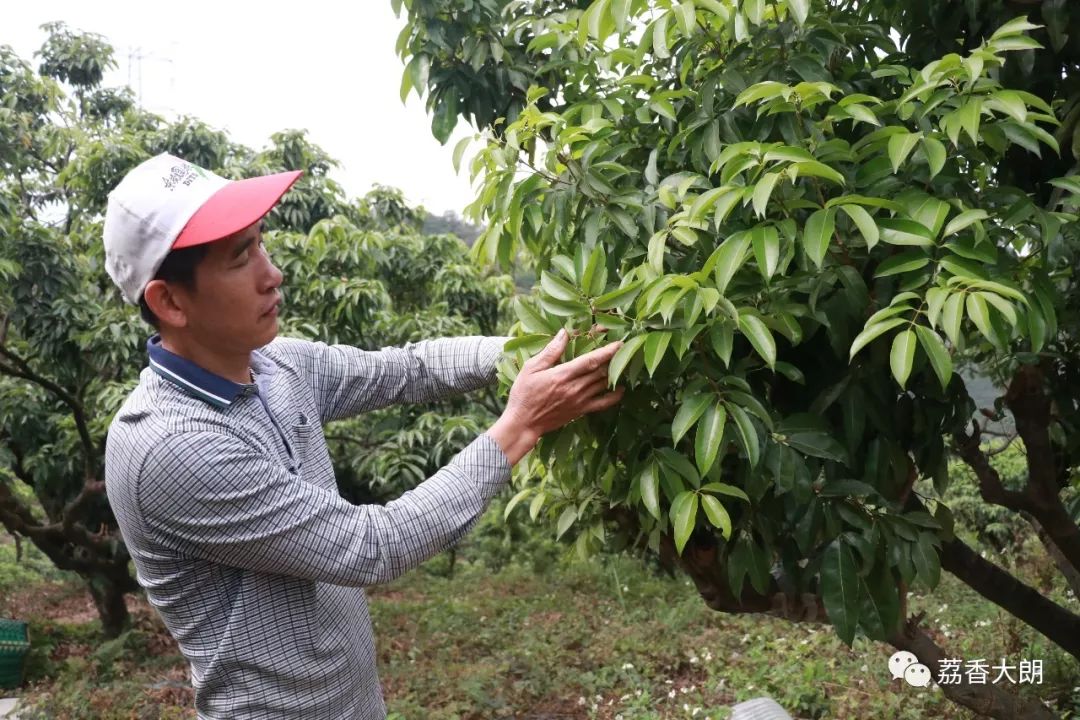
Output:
[
  {"xmin": 395, "ymin": 0, "xmax": 1080, "ymax": 716},
  {"xmin": 0, "ymin": 24, "xmax": 512, "ymax": 637}
]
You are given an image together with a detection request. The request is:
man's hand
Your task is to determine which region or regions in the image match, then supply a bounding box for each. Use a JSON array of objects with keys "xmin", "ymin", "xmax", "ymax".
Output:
[{"xmin": 486, "ymin": 328, "xmax": 625, "ymax": 464}]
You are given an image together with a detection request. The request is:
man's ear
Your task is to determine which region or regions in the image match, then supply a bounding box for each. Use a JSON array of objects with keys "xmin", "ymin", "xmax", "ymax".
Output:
[{"xmin": 143, "ymin": 279, "xmax": 189, "ymax": 329}]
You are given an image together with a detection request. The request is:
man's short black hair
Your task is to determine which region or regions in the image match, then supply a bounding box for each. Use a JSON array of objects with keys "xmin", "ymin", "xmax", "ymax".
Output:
[{"xmin": 138, "ymin": 244, "xmax": 212, "ymax": 329}]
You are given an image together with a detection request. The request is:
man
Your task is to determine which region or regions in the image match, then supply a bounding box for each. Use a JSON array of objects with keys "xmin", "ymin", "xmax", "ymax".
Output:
[{"xmin": 102, "ymin": 153, "xmax": 625, "ymax": 719}]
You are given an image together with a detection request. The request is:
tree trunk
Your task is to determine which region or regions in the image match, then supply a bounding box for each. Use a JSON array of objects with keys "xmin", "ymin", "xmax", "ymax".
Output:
[
  {"xmin": 87, "ymin": 573, "xmax": 132, "ymax": 639},
  {"xmin": 889, "ymin": 617, "xmax": 1058, "ymax": 720},
  {"xmin": 939, "ymin": 534, "xmax": 1080, "ymax": 661},
  {"xmin": 1021, "ymin": 510, "xmax": 1080, "ymax": 598}
]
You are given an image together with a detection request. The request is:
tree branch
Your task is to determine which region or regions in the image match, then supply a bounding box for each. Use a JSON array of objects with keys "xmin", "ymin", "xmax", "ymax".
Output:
[
  {"xmin": 605, "ymin": 507, "xmax": 827, "ymax": 622},
  {"xmin": 938, "ymin": 530, "xmax": 1080, "ymax": 662},
  {"xmin": 1020, "ymin": 510, "xmax": 1080, "ymax": 599},
  {"xmin": 0, "ymin": 347, "xmax": 98, "ymax": 478},
  {"xmin": 1006, "ymin": 365, "xmax": 1080, "ymax": 574},
  {"xmin": 953, "ymin": 421, "xmax": 1031, "ymax": 512},
  {"xmin": 889, "ymin": 616, "xmax": 1058, "ymax": 720}
]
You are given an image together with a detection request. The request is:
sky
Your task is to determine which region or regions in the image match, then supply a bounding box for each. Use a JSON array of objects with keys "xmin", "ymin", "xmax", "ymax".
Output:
[{"xmin": 3, "ymin": 1, "xmax": 480, "ymax": 215}]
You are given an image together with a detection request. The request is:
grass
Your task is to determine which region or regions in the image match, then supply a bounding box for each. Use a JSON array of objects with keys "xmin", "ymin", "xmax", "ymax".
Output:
[{"xmin": 2, "ymin": 530, "xmax": 1078, "ymax": 719}]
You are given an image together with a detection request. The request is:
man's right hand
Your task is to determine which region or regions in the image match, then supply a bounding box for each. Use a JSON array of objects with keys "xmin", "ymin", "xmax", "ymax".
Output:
[{"xmin": 486, "ymin": 328, "xmax": 625, "ymax": 465}]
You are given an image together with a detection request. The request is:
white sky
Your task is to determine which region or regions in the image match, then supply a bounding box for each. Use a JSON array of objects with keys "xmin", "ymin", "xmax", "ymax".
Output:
[{"xmin": 3, "ymin": 1, "xmax": 479, "ymax": 215}]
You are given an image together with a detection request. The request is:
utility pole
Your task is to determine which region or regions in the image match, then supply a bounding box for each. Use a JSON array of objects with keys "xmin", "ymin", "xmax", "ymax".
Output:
[{"xmin": 125, "ymin": 44, "xmax": 177, "ymax": 113}]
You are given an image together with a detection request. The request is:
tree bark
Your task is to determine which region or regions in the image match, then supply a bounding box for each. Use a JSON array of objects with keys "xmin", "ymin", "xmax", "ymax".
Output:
[
  {"xmin": 889, "ymin": 616, "xmax": 1058, "ymax": 720},
  {"xmin": 1021, "ymin": 510, "xmax": 1080, "ymax": 598},
  {"xmin": 938, "ymin": 533, "xmax": 1080, "ymax": 662},
  {"xmin": 87, "ymin": 573, "xmax": 134, "ymax": 639},
  {"xmin": 1006, "ymin": 365, "xmax": 1080, "ymax": 573}
]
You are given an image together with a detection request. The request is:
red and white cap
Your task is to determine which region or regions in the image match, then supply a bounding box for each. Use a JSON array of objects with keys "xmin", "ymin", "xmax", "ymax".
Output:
[{"xmin": 103, "ymin": 153, "xmax": 302, "ymax": 304}]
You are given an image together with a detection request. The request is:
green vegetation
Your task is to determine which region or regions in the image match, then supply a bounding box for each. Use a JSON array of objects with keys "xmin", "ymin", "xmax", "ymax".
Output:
[
  {"xmin": 395, "ymin": 0, "xmax": 1080, "ymax": 715},
  {"xmin": 0, "ymin": 25, "xmax": 511, "ymax": 636},
  {"xmin": 3, "ymin": 518, "xmax": 1078, "ymax": 719}
]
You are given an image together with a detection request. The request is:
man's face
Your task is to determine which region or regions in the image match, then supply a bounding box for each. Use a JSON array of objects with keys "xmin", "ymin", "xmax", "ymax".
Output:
[{"xmin": 174, "ymin": 220, "xmax": 284, "ymax": 353}]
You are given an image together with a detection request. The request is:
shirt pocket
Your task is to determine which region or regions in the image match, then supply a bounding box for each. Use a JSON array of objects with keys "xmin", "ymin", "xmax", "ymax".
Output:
[{"xmin": 289, "ymin": 413, "xmax": 315, "ymax": 474}]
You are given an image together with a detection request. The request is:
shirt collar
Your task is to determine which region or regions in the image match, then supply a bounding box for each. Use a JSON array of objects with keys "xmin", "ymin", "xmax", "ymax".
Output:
[{"xmin": 147, "ymin": 335, "xmax": 273, "ymax": 409}]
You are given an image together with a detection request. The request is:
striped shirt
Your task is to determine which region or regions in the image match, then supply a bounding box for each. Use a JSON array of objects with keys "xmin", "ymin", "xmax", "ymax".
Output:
[{"xmin": 105, "ymin": 334, "xmax": 511, "ymax": 719}]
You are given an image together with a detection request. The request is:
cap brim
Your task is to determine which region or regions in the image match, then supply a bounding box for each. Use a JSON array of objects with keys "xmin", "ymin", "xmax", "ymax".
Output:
[{"xmin": 171, "ymin": 169, "xmax": 303, "ymax": 249}]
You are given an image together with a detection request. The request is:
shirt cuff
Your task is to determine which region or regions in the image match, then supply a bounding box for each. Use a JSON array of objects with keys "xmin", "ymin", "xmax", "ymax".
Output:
[
  {"xmin": 478, "ymin": 336, "xmax": 513, "ymax": 383},
  {"xmin": 450, "ymin": 431, "xmax": 513, "ymax": 500}
]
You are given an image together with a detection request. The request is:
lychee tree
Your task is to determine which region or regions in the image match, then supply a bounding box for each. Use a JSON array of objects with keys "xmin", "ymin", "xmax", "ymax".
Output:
[{"xmin": 394, "ymin": 0, "xmax": 1080, "ymax": 716}]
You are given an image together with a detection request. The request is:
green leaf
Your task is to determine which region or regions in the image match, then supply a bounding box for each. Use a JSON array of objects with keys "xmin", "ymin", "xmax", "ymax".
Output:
[
  {"xmin": 866, "ymin": 302, "xmax": 914, "ymax": 326},
  {"xmin": 671, "ymin": 226, "xmax": 698, "ymax": 246},
  {"xmin": 803, "ymin": 208, "xmax": 836, "ymax": 268},
  {"xmin": 657, "ymin": 448, "xmax": 699, "ymax": 487},
  {"xmin": 611, "ymin": 0, "xmax": 632, "ymax": 33},
  {"xmin": 782, "ymin": 430, "xmax": 849, "ymax": 464},
  {"xmin": 751, "ymin": 225, "xmax": 780, "ymax": 280},
  {"xmin": 695, "ymin": 403, "xmax": 727, "ymax": 476},
  {"xmin": 644, "ymin": 331, "xmax": 673, "ymax": 376},
  {"xmin": 710, "ymin": 323, "xmax": 734, "ymax": 366},
  {"xmin": 529, "ymin": 490, "xmax": 547, "ymax": 521},
  {"xmin": 399, "ymin": 64, "xmax": 414, "ymax": 103},
  {"xmin": 701, "ymin": 495, "xmax": 732, "ymax": 538},
  {"xmin": 738, "ymin": 313, "xmax": 776, "ymax": 368},
  {"xmin": 791, "ymin": 161, "xmax": 845, "ymax": 185},
  {"xmin": 713, "ymin": 188, "xmax": 743, "ymax": 227},
  {"xmin": 943, "ymin": 209, "xmax": 989, "ymax": 238},
  {"xmin": 556, "ymin": 506, "xmax": 577, "ymax": 540},
  {"xmin": 583, "ymin": 244, "xmax": 608, "ymax": 296},
  {"xmin": 989, "ymin": 90, "xmax": 1027, "ymax": 123},
  {"xmin": 911, "ymin": 532, "xmax": 941, "ymax": 589},
  {"xmin": 878, "ymin": 218, "xmax": 934, "ymax": 247},
  {"xmin": 514, "ymin": 298, "xmax": 557, "ymax": 334},
  {"xmin": 639, "ymin": 462, "xmax": 661, "ymax": 520},
  {"xmin": 713, "ymin": 232, "xmax": 751, "ymax": 294},
  {"xmin": 958, "ymin": 99, "xmax": 983, "ymax": 144},
  {"xmin": 452, "ymin": 136, "xmax": 471, "ymax": 174},
  {"xmin": 965, "ymin": 293, "xmax": 996, "ymax": 344},
  {"xmin": 752, "ymin": 172, "xmax": 781, "ymax": 218},
  {"xmin": 874, "ymin": 250, "xmax": 929, "ymax": 278},
  {"xmin": 734, "ymin": 81, "xmax": 787, "ymax": 107},
  {"xmin": 978, "ymin": 291, "xmax": 1017, "ymax": 326},
  {"xmin": 652, "ymin": 12, "xmax": 671, "ymax": 58},
  {"xmin": 670, "ymin": 491, "xmax": 699, "ymax": 554},
  {"xmin": 821, "ymin": 539, "xmax": 860, "ymax": 646},
  {"xmin": 594, "ymin": 280, "xmax": 643, "ymax": 311},
  {"xmin": 727, "ymin": 403, "xmax": 760, "ymax": 467},
  {"xmin": 788, "ymin": 0, "xmax": 809, "ymax": 26},
  {"xmin": 887, "ymin": 132, "xmax": 922, "ymax": 173},
  {"xmin": 845, "ymin": 104, "xmax": 881, "ymax": 127},
  {"xmin": 990, "ymin": 17, "xmax": 1041, "ymax": 40},
  {"xmin": 890, "ymin": 329, "xmax": 917, "ymax": 388},
  {"xmin": 915, "ymin": 325, "xmax": 953, "ymax": 391},
  {"xmin": 650, "ymin": 97, "xmax": 677, "ymax": 122},
  {"xmin": 690, "ymin": 186, "xmax": 734, "ymax": 221},
  {"xmin": 540, "ymin": 270, "xmax": 580, "ymax": 302},
  {"xmin": 675, "ymin": 0, "xmax": 697, "ymax": 37},
  {"xmin": 774, "ymin": 361, "xmax": 805, "ymax": 383},
  {"xmin": 701, "ymin": 482, "xmax": 750, "ymax": 502},
  {"xmin": 608, "ymin": 333, "xmax": 647, "ymax": 385},
  {"xmin": 743, "ymin": 0, "xmax": 765, "ymax": 25},
  {"xmin": 432, "ymin": 93, "xmax": 459, "ymax": 144},
  {"xmin": 840, "ymin": 204, "xmax": 878, "ymax": 250},
  {"xmin": 849, "ymin": 317, "xmax": 906, "ymax": 359},
  {"xmin": 926, "ymin": 287, "xmax": 948, "ymax": 328},
  {"xmin": 504, "ymin": 487, "xmax": 532, "ymax": 520},
  {"xmin": 942, "ymin": 292, "xmax": 965, "ymax": 347},
  {"xmin": 673, "ymin": 393, "xmax": 713, "ymax": 445},
  {"xmin": 922, "ymin": 137, "xmax": 946, "ymax": 178},
  {"xmin": 648, "ymin": 230, "xmax": 668, "ymax": 273}
]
